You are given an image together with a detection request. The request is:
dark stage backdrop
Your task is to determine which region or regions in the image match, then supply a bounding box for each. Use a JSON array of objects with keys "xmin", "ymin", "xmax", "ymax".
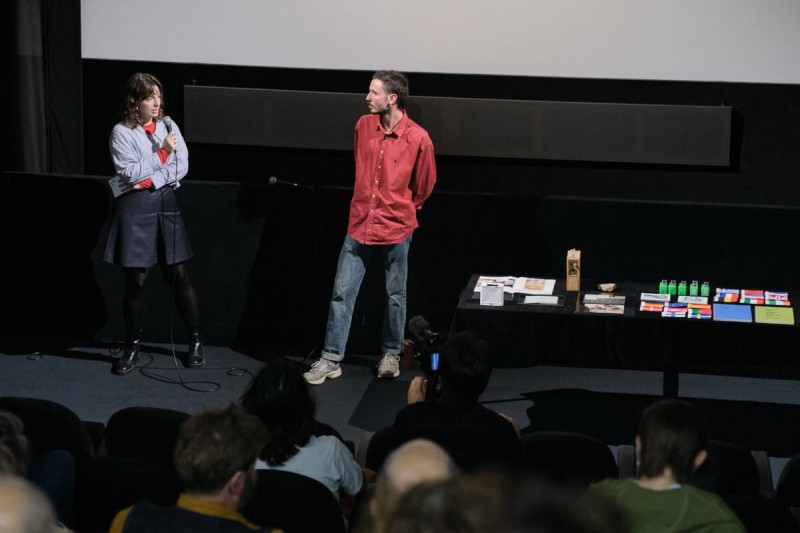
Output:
[
  {"xmin": 68, "ymin": 59, "xmax": 800, "ymax": 357},
  {"xmin": 6, "ymin": 59, "xmax": 799, "ymax": 357},
  {"xmin": 3, "ymin": 172, "xmax": 798, "ymax": 360}
]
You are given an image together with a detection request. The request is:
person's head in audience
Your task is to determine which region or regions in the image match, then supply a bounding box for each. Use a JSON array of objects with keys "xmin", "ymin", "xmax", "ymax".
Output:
[
  {"xmin": 174, "ymin": 405, "xmax": 267, "ymax": 511},
  {"xmin": 637, "ymin": 398, "xmax": 708, "ymax": 484},
  {"xmin": 240, "ymin": 358, "xmax": 316, "ymax": 466},
  {"xmin": 0, "ymin": 476, "xmax": 60, "ymax": 533},
  {"xmin": 0, "ymin": 411, "xmax": 28, "ymax": 475},
  {"xmin": 439, "ymin": 332, "xmax": 492, "ymax": 402},
  {"xmin": 384, "ymin": 470, "xmax": 623, "ymax": 533},
  {"xmin": 370, "ymin": 439, "xmax": 458, "ymax": 531}
]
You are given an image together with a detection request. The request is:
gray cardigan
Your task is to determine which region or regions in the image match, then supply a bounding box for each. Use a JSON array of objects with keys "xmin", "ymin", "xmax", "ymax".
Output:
[{"xmin": 109, "ymin": 119, "xmax": 189, "ymax": 190}]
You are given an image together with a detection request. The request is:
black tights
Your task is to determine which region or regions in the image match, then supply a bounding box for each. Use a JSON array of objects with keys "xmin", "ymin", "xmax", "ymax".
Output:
[{"xmin": 123, "ymin": 262, "xmax": 201, "ymax": 341}]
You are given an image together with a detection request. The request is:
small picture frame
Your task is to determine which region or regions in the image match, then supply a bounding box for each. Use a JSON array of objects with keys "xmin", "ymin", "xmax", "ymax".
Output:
[{"xmin": 480, "ymin": 284, "xmax": 504, "ymax": 306}]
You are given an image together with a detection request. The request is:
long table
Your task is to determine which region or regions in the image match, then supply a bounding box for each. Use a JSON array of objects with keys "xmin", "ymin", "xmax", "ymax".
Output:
[{"xmin": 449, "ymin": 274, "xmax": 800, "ymax": 395}]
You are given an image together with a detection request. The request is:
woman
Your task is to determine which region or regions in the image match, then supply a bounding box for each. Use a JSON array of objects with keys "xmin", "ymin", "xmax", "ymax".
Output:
[
  {"xmin": 240, "ymin": 358, "xmax": 366, "ymax": 501},
  {"xmin": 104, "ymin": 73, "xmax": 204, "ymax": 375}
]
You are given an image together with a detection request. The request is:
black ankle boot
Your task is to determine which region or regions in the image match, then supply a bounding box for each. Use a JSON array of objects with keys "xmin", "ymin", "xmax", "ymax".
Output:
[
  {"xmin": 186, "ymin": 331, "xmax": 205, "ymax": 368},
  {"xmin": 113, "ymin": 339, "xmax": 140, "ymax": 375}
]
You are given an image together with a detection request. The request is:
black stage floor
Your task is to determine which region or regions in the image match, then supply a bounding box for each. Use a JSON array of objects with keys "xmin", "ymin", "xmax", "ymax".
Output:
[{"xmin": 1, "ymin": 337, "xmax": 798, "ymax": 485}]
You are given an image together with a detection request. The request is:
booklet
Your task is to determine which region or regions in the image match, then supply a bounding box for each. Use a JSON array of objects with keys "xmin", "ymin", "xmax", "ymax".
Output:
[
  {"xmin": 523, "ymin": 295, "xmax": 562, "ymax": 306},
  {"xmin": 754, "ymin": 306, "xmax": 795, "ymax": 325},
  {"xmin": 713, "ymin": 303, "xmax": 752, "ymax": 323}
]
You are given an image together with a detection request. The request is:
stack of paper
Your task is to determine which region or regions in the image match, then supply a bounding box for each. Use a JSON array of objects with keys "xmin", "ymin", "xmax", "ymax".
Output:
[
  {"xmin": 740, "ymin": 289, "xmax": 765, "ymax": 305},
  {"xmin": 640, "ymin": 301, "xmax": 664, "ymax": 312},
  {"xmin": 714, "ymin": 288, "xmax": 740, "ymax": 303},
  {"xmin": 686, "ymin": 303, "xmax": 712, "ymax": 320},
  {"xmin": 765, "ymin": 291, "xmax": 791, "ymax": 306},
  {"xmin": 662, "ymin": 303, "xmax": 688, "ymax": 318}
]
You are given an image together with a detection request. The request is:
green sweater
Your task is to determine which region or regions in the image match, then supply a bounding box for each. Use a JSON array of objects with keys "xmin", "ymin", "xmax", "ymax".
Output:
[{"xmin": 581, "ymin": 479, "xmax": 745, "ymax": 533}]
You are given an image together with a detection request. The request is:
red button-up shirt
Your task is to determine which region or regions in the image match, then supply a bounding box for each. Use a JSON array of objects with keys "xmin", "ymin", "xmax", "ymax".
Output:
[{"xmin": 348, "ymin": 112, "xmax": 437, "ymax": 245}]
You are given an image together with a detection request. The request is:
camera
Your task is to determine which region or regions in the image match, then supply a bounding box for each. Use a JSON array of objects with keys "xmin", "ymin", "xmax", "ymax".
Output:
[{"xmin": 407, "ymin": 316, "xmax": 443, "ymax": 399}]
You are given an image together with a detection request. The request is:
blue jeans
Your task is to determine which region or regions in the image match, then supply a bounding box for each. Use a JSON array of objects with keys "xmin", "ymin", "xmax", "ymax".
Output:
[{"xmin": 322, "ymin": 233, "xmax": 412, "ymax": 362}]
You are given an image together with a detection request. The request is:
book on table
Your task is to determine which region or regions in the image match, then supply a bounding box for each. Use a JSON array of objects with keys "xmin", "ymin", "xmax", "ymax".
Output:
[
  {"xmin": 754, "ymin": 306, "xmax": 795, "ymax": 325},
  {"xmin": 473, "ymin": 275, "xmax": 556, "ymax": 296},
  {"xmin": 712, "ymin": 303, "xmax": 752, "ymax": 323}
]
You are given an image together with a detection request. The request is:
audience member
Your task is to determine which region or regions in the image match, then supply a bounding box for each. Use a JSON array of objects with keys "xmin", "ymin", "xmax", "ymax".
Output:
[
  {"xmin": 0, "ymin": 410, "xmax": 75, "ymax": 528},
  {"xmin": 383, "ymin": 332, "xmax": 523, "ymax": 471},
  {"xmin": 0, "ymin": 411, "xmax": 28, "ymax": 475},
  {"xmin": 383, "ymin": 470, "xmax": 624, "ymax": 533},
  {"xmin": 109, "ymin": 405, "xmax": 278, "ymax": 532},
  {"xmin": 0, "ymin": 476, "xmax": 63, "ymax": 533},
  {"xmin": 579, "ymin": 398, "xmax": 745, "ymax": 532},
  {"xmin": 240, "ymin": 358, "xmax": 366, "ymax": 501},
  {"xmin": 362, "ymin": 439, "xmax": 458, "ymax": 533}
]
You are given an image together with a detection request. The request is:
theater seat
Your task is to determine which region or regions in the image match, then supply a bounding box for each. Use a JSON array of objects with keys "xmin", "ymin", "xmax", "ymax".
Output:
[
  {"xmin": 0, "ymin": 396, "xmax": 95, "ymax": 464},
  {"xmin": 73, "ymin": 456, "xmax": 180, "ymax": 532},
  {"xmin": 690, "ymin": 440, "xmax": 771, "ymax": 498},
  {"xmin": 241, "ymin": 469, "xmax": 346, "ymax": 533},
  {"xmin": 521, "ymin": 431, "xmax": 618, "ymax": 490},
  {"xmin": 776, "ymin": 453, "xmax": 800, "ymax": 527},
  {"xmin": 103, "ymin": 406, "xmax": 190, "ymax": 471}
]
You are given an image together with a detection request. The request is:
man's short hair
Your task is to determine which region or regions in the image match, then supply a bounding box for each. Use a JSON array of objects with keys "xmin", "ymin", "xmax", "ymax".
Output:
[
  {"xmin": 638, "ymin": 399, "xmax": 708, "ymax": 483},
  {"xmin": 0, "ymin": 476, "xmax": 58, "ymax": 533},
  {"xmin": 372, "ymin": 70, "xmax": 409, "ymax": 110},
  {"xmin": 174, "ymin": 405, "xmax": 267, "ymax": 494},
  {"xmin": 439, "ymin": 332, "xmax": 492, "ymax": 401},
  {"xmin": 385, "ymin": 470, "xmax": 620, "ymax": 533}
]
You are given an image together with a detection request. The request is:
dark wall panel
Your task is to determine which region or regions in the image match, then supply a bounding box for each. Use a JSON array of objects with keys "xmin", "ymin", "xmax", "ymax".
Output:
[{"xmin": 185, "ymin": 85, "xmax": 731, "ymax": 165}]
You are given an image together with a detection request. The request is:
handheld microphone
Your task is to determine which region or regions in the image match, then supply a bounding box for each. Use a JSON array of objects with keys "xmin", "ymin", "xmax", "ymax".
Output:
[
  {"xmin": 162, "ymin": 116, "xmax": 177, "ymax": 186},
  {"xmin": 268, "ymin": 176, "xmax": 300, "ymax": 187}
]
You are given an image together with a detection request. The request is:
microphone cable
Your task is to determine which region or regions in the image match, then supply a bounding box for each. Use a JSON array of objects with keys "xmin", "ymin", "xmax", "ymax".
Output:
[
  {"xmin": 161, "ymin": 118, "xmax": 221, "ymax": 392},
  {"xmin": 135, "ymin": 118, "xmax": 242, "ymax": 393}
]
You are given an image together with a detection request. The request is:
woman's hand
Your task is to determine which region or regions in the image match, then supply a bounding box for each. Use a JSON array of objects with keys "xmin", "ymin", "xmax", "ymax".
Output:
[{"xmin": 161, "ymin": 131, "xmax": 179, "ymax": 154}]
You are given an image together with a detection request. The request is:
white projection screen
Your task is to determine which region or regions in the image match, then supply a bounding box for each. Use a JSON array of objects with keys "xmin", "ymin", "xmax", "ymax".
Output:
[{"xmin": 81, "ymin": 0, "xmax": 800, "ymax": 84}]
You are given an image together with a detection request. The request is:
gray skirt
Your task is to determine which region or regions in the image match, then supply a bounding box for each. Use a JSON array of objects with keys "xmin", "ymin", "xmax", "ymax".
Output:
[{"xmin": 103, "ymin": 186, "xmax": 193, "ymax": 268}]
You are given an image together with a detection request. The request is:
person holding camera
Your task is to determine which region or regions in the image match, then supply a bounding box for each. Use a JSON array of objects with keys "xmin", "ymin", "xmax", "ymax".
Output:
[{"xmin": 381, "ymin": 332, "xmax": 523, "ymax": 472}]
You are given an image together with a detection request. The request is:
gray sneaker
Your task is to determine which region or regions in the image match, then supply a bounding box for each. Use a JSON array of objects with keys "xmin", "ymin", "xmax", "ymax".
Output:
[
  {"xmin": 377, "ymin": 353, "xmax": 401, "ymax": 379},
  {"xmin": 303, "ymin": 358, "xmax": 342, "ymax": 385}
]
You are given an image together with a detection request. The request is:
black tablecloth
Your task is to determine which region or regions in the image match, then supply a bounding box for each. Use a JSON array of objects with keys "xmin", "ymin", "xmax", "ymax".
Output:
[{"xmin": 450, "ymin": 275, "xmax": 800, "ymax": 384}]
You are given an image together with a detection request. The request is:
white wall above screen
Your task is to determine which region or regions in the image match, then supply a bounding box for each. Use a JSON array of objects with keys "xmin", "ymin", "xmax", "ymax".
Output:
[{"xmin": 81, "ymin": 0, "xmax": 800, "ymax": 84}]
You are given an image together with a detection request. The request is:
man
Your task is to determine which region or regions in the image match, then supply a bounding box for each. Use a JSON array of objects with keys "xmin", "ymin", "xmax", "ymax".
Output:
[
  {"xmin": 382, "ymin": 332, "xmax": 523, "ymax": 472},
  {"xmin": 580, "ymin": 399, "xmax": 745, "ymax": 532},
  {"xmin": 110, "ymin": 405, "xmax": 278, "ymax": 532},
  {"xmin": 0, "ymin": 476, "xmax": 62, "ymax": 533},
  {"xmin": 304, "ymin": 70, "xmax": 437, "ymax": 385},
  {"xmin": 367, "ymin": 439, "xmax": 458, "ymax": 532}
]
